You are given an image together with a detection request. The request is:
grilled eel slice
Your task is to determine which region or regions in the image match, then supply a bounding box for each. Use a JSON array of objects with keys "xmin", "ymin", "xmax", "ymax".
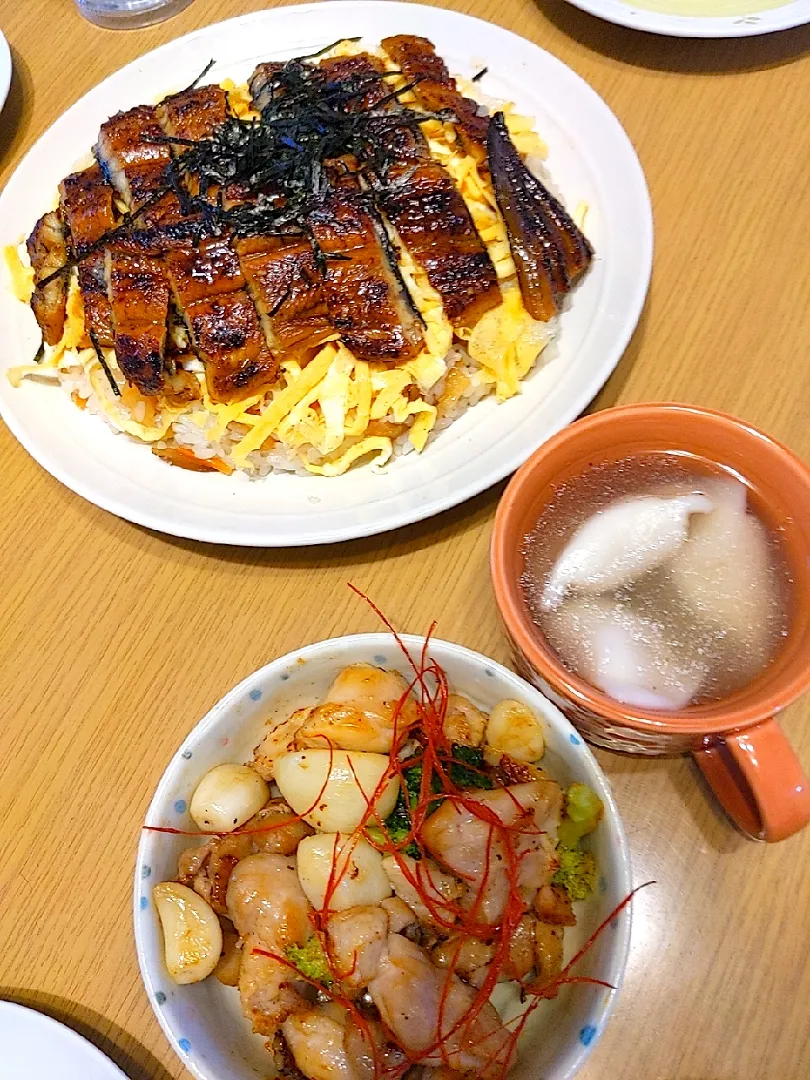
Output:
[
  {"xmin": 95, "ymin": 105, "xmax": 178, "ymax": 393},
  {"xmin": 248, "ymin": 61, "xmax": 284, "ymax": 113},
  {"xmin": 235, "ymin": 232, "xmax": 333, "ymax": 359},
  {"xmin": 58, "ymin": 165, "xmax": 118, "ymax": 347},
  {"xmin": 377, "ymin": 125, "xmax": 501, "ymax": 328},
  {"xmin": 154, "ymin": 86, "xmax": 281, "ymax": 402},
  {"xmin": 236, "ymin": 63, "xmax": 333, "ymax": 358},
  {"xmin": 165, "ymin": 235, "xmax": 279, "ymax": 403},
  {"xmin": 486, "ymin": 112, "xmax": 592, "ymax": 322},
  {"xmin": 248, "ymin": 57, "xmax": 425, "ymax": 364},
  {"xmin": 157, "ymin": 83, "xmax": 230, "ymax": 146},
  {"xmin": 381, "ymin": 36, "xmax": 490, "ymax": 165},
  {"xmin": 98, "ymin": 93, "xmax": 225, "ymax": 399},
  {"xmin": 26, "ymin": 211, "xmax": 68, "ymax": 345},
  {"xmin": 330, "ymin": 52, "xmax": 500, "ymax": 330},
  {"xmin": 95, "ymin": 91, "xmax": 275, "ymax": 403},
  {"xmin": 96, "ymin": 104, "xmax": 176, "ymax": 214},
  {"xmin": 318, "ymin": 54, "xmax": 393, "ymax": 112},
  {"xmin": 308, "ymin": 185, "xmax": 425, "ymax": 363}
]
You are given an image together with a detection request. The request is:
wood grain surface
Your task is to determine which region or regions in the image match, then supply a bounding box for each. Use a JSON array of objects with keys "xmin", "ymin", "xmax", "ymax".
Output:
[{"xmin": 0, "ymin": 1, "xmax": 809, "ymax": 1078}]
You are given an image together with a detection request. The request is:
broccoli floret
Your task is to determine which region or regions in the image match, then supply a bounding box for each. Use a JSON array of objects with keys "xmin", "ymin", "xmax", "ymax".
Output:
[
  {"xmin": 447, "ymin": 744, "xmax": 494, "ymax": 790},
  {"xmin": 285, "ymin": 936, "xmax": 333, "ymax": 987},
  {"xmin": 378, "ymin": 787, "xmax": 422, "ymax": 858},
  {"xmin": 365, "ymin": 766, "xmax": 424, "ymax": 858},
  {"xmin": 403, "ymin": 763, "xmax": 425, "ymax": 806},
  {"xmin": 552, "ymin": 846, "xmax": 597, "ymax": 902},
  {"xmin": 557, "ymin": 783, "xmax": 604, "ymax": 848},
  {"xmin": 370, "ymin": 753, "xmax": 492, "ymax": 859}
]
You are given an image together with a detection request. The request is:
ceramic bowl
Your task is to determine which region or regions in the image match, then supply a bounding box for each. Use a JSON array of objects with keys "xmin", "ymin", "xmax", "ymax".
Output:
[
  {"xmin": 489, "ymin": 403, "xmax": 810, "ymax": 842},
  {"xmin": 134, "ymin": 633, "xmax": 632, "ymax": 1080}
]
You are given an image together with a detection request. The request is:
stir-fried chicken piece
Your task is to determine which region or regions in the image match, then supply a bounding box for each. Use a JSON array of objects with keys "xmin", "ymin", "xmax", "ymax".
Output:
[
  {"xmin": 382, "ymin": 854, "xmax": 462, "ymax": 931},
  {"xmin": 227, "ymin": 854, "xmax": 312, "ymax": 1036},
  {"xmin": 294, "ymin": 664, "xmax": 419, "ymax": 754},
  {"xmin": 532, "ymin": 921, "xmax": 564, "ymax": 989},
  {"xmin": 227, "ymin": 853, "xmax": 311, "ymax": 942},
  {"xmin": 240, "ymin": 934, "xmax": 309, "ymax": 1037},
  {"xmin": 442, "ymin": 694, "xmax": 487, "ymax": 747},
  {"xmin": 381, "ymin": 895, "xmax": 419, "ymax": 934},
  {"xmin": 344, "ymin": 1015, "xmax": 408, "ymax": 1080},
  {"xmin": 326, "ymin": 905, "xmax": 389, "ymax": 989},
  {"xmin": 253, "ymin": 708, "xmax": 313, "ymax": 782},
  {"xmin": 177, "ymin": 832, "xmax": 253, "ymax": 915},
  {"xmin": 283, "ymin": 1008, "xmax": 360, "ymax": 1080},
  {"xmin": 214, "ymin": 917, "xmax": 243, "ymax": 986},
  {"xmin": 534, "ymin": 883, "xmax": 576, "ymax": 926},
  {"xmin": 431, "ymin": 933, "xmax": 496, "ymax": 984},
  {"xmin": 420, "ymin": 780, "xmax": 562, "ymax": 923},
  {"xmin": 368, "ymin": 933, "xmax": 514, "ymax": 1077},
  {"xmin": 431, "ymin": 911, "xmax": 536, "ymax": 989},
  {"xmin": 244, "ymin": 798, "xmax": 314, "ymax": 855},
  {"xmin": 26, "ymin": 211, "xmax": 68, "ymax": 345}
]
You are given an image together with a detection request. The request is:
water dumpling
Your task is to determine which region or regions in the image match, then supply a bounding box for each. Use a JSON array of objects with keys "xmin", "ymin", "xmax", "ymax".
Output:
[
  {"xmin": 541, "ymin": 492, "xmax": 713, "ymax": 610},
  {"xmin": 669, "ymin": 480, "xmax": 776, "ymax": 671},
  {"xmin": 546, "ymin": 598, "xmax": 707, "ymax": 710}
]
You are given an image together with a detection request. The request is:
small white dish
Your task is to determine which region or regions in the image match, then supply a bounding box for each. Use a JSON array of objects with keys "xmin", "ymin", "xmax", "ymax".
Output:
[
  {"xmin": 560, "ymin": 0, "xmax": 810, "ymax": 37},
  {"xmin": 0, "ymin": 31, "xmax": 11, "ymax": 111},
  {"xmin": 135, "ymin": 633, "xmax": 633, "ymax": 1080},
  {"xmin": 0, "ymin": 2, "xmax": 652, "ymax": 546},
  {"xmin": 0, "ymin": 1000, "xmax": 126, "ymax": 1080}
]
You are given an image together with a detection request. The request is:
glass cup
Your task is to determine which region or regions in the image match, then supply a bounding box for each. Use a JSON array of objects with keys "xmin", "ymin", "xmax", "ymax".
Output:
[
  {"xmin": 75, "ymin": 0, "xmax": 193, "ymax": 29},
  {"xmin": 490, "ymin": 403, "xmax": 810, "ymax": 843}
]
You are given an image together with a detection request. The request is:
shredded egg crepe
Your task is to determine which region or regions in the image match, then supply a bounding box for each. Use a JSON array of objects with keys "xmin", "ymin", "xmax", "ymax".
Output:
[{"xmin": 6, "ymin": 40, "xmax": 585, "ymax": 478}]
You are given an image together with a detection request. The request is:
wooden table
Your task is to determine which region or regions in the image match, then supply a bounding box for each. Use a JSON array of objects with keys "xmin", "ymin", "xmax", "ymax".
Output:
[{"xmin": 1, "ymin": 1, "xmax": 809, "ymax": 1077}]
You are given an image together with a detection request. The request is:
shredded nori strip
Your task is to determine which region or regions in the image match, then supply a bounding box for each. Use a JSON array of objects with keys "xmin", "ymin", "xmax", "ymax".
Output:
[
  {"xmin": 471, "ymin": 66, "xmax": 488, "ymax": 82},
  {"xmin": 89, "ymin": 328, "xmax": 121, "ymax": 397},
  {"xmin": 33, "ymin": 340, "xmax": 45, "ymax": 364},
  {"xmin": 294, "ymin": 37, "xmax": 362, "ymax": 61},
  {"xmin": 175, "ymin": 58, "xmax": 216, "ymax": 98}
]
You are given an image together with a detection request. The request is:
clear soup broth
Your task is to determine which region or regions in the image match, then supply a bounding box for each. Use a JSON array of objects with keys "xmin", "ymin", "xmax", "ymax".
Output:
[{"xmin": 520, "ymin": 452, "xmax": 793, "ymax": 709}]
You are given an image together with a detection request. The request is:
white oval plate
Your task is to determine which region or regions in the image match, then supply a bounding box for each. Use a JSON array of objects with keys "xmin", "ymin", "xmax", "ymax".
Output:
[
  {"xmin": 0, "ymin": 2, "xmax": 651, "ymax": 546},
  {"xmin": 135, "ymin": 633, "xmax": 633, "ymax": 1080},
  {"xmin": 562, "ymin": 0, "xmax": 810, "ymax": 36},
  {"xmin": 0, "ymin": 1001, "xmax": 126, "ymax": 1080}
]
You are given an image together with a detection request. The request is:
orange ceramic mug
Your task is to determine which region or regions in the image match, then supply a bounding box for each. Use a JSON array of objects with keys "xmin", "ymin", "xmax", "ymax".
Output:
[{"xmin": 490, "ymin": 403, "xmax": 810, "ymax": 842}]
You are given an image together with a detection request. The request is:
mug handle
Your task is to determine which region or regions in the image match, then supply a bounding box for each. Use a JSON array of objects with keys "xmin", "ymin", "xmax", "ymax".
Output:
[{"xmin": 693, "ymin": 718, "xmax": 810, "ymax": 842}]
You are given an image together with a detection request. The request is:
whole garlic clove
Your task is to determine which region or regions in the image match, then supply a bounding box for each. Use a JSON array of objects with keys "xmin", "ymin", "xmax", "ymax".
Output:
[
  {"xmin": 485, "ymin": 699, "xmax": 546, "ymax": 763},
  {"xmin": 153, "ymin": 881, "xmax": 223, "ymax": 984},
  {"xmin": 189, "ymin": 763, "xmax": 269, "ymax": 832},
  {"xmin": 274, "ymin": 750, "xmax": 398, "ymax": 832}
]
